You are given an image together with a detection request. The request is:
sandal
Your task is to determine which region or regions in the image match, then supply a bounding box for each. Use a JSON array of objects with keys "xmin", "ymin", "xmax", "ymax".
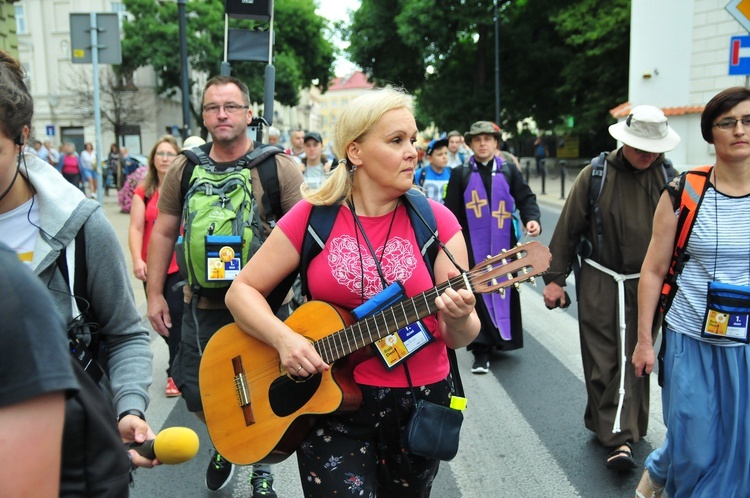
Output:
[
  {"xmin": 606, "ymin": 442, "xmax": 637, "ymax": 471},
  {"xmin": 635, "ymin": 468, "xmax": 664, "ymax": 498},
  {"xmin": 165, "ymin": 377, "xmax": 181, "ymax": 397}
]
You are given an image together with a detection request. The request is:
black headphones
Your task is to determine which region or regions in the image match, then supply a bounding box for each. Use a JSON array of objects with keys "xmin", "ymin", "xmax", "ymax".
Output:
[{"xmin": 15, "ymin": 134, "xmax": 23, "ymax": 147}]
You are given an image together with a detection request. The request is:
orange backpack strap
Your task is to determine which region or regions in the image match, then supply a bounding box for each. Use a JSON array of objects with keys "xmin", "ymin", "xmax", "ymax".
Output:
[{"xmin": 659, "ymin": 165, "xmax": 712, "ymax": 313}]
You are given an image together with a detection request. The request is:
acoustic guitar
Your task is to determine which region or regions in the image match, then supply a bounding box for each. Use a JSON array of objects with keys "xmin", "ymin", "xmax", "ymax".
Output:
[{"xmin": 199, "ymin": 241, "xmax": 551, "ymax": 464}]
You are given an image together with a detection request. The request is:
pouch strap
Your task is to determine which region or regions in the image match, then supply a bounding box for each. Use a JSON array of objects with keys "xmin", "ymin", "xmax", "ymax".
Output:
[{"xmin": 403, "ymin": 347, "xmax": 464, "ymax": 403}]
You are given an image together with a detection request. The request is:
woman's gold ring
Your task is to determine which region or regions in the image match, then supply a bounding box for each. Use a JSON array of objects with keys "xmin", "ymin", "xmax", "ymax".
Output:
[{"xmin": 297, "ymin": 366, "xmax": 303, "ymax": 372}]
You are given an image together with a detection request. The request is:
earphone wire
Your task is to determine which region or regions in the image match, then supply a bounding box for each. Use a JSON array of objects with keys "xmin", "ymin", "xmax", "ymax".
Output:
[{"xmin": 19, "ymin": 151, "xmax": 97, "ymax": 335}]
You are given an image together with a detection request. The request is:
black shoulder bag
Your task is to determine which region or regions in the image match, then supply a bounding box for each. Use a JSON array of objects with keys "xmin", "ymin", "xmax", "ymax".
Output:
[{"xmin": 402, "ymin": 351, "xmax": 465, "ymax": 461}]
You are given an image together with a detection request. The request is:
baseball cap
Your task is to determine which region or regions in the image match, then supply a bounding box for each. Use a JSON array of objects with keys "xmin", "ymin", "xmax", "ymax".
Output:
[{"xmin": 304, "ymin": 132, "xmax": 323, "ymax": 144}]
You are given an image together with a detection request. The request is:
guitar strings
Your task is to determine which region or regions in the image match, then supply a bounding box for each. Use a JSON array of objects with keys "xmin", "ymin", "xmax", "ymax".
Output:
[{"xmin": 235, "ymin": 251, "xmax": 536, "ymax": 386}]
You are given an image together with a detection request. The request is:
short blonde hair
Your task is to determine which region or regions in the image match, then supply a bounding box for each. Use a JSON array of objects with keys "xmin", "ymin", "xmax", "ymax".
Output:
[{"xmin": 305, "ymin": 86, "xmax": 414, "ymax": 205}]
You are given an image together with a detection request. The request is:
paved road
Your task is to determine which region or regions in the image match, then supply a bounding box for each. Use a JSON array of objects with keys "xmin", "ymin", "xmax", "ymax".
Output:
[{"xmin": 100, "ymin": 168, "xmax": 664, "ymax": 497}]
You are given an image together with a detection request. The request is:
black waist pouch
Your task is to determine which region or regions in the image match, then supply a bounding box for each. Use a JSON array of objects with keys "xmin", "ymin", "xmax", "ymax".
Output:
[{"xmin": 403, "ymin": 399, "xmax": 463, "ymax": 461}]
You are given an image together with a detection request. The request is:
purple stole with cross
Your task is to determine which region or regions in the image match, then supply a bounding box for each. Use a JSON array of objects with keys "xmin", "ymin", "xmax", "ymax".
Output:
[{"xmin": 463, "ymin": 156, "xmax": 514, "ymax": 339}]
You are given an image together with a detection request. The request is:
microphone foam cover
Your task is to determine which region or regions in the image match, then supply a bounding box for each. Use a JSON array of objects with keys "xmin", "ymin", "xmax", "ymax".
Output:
[{"xmin": 153, "ymin": 427, "xmax": 200, "ymax": 464}]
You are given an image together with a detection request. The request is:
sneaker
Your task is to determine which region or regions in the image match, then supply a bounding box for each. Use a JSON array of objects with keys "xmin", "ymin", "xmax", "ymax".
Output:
[
  {"xmin": 205, "ymin": 449, "xmax": 234, "ymax": 491},
  {"xmin": 471, "ymin": 352, "xmax": 490, "ymax": 374},
  {"xmin": 250, "ymin": 470, "xmax": 277, "ymax": 497}
]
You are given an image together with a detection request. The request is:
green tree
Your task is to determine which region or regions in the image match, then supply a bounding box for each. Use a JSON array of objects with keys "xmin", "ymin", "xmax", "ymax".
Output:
[
  {"xmin": 346, "ymin": 0, "xmax": 630, "ymax": 156},
  {"xmin": 120, "ymin": 0, "xmax": 336, "ymax": 134},
  {"xmin": 550, "ymin": 0, "xmax": 631, "ymax": 154}
]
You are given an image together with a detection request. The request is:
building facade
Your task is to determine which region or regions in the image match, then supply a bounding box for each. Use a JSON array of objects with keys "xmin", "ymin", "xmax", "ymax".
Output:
[
  {"xmin": 621, "ymin": 0, "xmax": 750, "ymax": 169},
  {"xmin": 14, "ymin": 0, "xmax": 185, "ymax": 162},
  {"xmin": 318, "ymin": 71, "xmax": 374, "ymax": 147},
  {"xmin": 1, "ymin": 0, "xmax": 17, "ymax": 57}
]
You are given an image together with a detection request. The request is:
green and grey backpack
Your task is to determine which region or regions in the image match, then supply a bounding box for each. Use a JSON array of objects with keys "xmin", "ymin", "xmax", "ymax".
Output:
[{"xmin": 177, "ymin": 141, "xmax": 283, "ymax": 300}]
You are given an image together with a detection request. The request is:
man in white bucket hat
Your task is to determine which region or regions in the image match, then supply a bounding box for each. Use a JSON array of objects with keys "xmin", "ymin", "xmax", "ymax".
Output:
[{"xmin": 542, "ymin": 105, "xmax": 680, "ymax": 473}]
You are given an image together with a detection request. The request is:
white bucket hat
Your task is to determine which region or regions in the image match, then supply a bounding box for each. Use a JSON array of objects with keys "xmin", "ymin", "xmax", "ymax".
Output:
[{"xmin": 608, "ymin": 105, "xmax": 681, "ymax": 153}]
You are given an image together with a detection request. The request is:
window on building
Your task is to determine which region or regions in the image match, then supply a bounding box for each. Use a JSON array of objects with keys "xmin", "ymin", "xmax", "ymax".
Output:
[
  {"xmin": 15, "ymin": 5, "xmax": 26, "ymax": 34},
  {"xmin": 341, "ymin": 99, "xmax": 348, "ymax": 107},
  {"xmin": 332, "ymin": 100, "xmax": 338, "ymax": 108},
  {"xmin": 111, "ymin": 2, "xmax": 129, "ymax": 28}
]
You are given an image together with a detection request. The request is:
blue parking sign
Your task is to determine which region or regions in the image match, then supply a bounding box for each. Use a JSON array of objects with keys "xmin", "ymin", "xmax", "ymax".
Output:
[{"xmin": 729, "ymin": 36, "xmax": 750, "ymax": 76}]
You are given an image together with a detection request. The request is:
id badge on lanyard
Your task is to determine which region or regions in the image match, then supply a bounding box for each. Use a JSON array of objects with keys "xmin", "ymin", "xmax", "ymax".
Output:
[
  {"xmin": 351, "ymin": 282, "xmax": 434, "ymax": 371},
  {"xmin": 701, "ymin": 281, "xmax": 750, "ymax": 343}
]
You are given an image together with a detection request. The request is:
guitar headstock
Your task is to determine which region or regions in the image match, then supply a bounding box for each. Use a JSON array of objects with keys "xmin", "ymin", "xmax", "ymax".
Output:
[{"xmin": 469, "ymin": 241, "xmax": 551, "ymax": 294}]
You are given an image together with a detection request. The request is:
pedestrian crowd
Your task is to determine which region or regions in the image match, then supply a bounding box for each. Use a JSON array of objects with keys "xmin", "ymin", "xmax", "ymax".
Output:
[{"xmin": 2, "ymin": 42, "xmax": 749, "ymax": 497}]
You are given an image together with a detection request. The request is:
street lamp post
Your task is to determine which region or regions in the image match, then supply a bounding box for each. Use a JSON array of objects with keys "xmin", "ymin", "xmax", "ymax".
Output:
[
  {"xmin": 178, "ymin": 0, "xmax": 190, "ymax": 140},
  {"xmin": 494, "ymin": 0, "xmax": 501, "ymax": 126}
]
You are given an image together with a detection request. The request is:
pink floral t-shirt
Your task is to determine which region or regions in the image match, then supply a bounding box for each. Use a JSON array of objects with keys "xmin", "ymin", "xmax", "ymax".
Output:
[{"xmin": 278, "ymin": 197, "xmax": 462, "ymax": 388}]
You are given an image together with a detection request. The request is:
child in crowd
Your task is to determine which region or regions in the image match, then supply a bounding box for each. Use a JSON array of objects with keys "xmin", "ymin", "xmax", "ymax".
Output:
[{"xmin": 414, "ymin": 138, "xmax": 451, "ymax": 203}]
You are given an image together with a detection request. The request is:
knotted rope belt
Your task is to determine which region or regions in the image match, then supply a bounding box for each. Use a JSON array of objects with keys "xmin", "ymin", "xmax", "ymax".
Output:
[{"xmin": 584, "ymin": 258, "xmax": 640, "ymax": 434}]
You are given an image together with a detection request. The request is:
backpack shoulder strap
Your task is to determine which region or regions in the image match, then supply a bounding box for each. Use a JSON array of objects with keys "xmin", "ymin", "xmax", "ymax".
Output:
[
  {"xmin": 300, "ymin": 203, "xmax": 341, "ymax": 298},
  {"xmin": 55, "ymin": 225, "xmax": 99, "ymax": 355},
  {"xmin": 180, "ymin": 142, "xmax": 213, "ymax": 200},
  {"xmin": 247, "ymin": 141, "xmax": 284, "ymax": 225},
  {"xmin": 659, "ymin": 165, "xmax": 712, "ymax": 313},
  {"xmin": 588, "ymin": 151, "xmax": 609, "ymax": 259},
  {"xmin": 460, "ymin": 163, "xmax": 472, "ymax": 191},
  {"xmin": 589, "ymin": 151, "xmax": 608, "ymax": 206},
  {"xmin": 661, "ymin": 157, "xmax": 678, "ymax": 183},
  {"xmin": 402, "ymin": 189, "xmax": 439, "ymax": 280}
]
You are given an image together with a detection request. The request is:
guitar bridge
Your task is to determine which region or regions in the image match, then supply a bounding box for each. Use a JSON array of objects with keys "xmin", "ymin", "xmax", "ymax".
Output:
[{"xmin": 232, "ymin": 356, "xmax": 256, "ymax": 426}]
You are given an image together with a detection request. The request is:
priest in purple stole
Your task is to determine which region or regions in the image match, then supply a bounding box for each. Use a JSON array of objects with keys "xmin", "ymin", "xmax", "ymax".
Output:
[{"xmin": 444, "ymin": 121, "xmax": 541, "ymax": 374}]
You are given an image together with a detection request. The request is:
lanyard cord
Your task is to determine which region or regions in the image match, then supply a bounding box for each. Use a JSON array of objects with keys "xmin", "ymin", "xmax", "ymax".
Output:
[
  {"xmin": 713, "ymin": 168, "xmax": 719, "ymax": 282},
  {"xmin": 348, "ymin": 196, "xmax": 399, "ymax": 302}
]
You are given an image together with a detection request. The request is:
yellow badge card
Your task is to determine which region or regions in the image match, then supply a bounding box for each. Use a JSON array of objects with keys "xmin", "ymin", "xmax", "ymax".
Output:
[{"xmin": 374, "ymin": 321, "xmax": 432, "ymax": 370}]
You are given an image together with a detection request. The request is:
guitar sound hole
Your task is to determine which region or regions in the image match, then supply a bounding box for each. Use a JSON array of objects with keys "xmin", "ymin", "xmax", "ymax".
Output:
[{"xmin": 268, "ymin": 374, "xmax": 322, "ymax": 417}]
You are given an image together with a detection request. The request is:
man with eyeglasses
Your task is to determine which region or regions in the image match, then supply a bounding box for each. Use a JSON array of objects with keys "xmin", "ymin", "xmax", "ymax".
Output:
[
  {"xmin": 542, "ymin": 105, "xmax": 680, "ymax": 474},
  {"xmin": 146, "ymin": 75, "xmax": 302, "ymax": 497}
]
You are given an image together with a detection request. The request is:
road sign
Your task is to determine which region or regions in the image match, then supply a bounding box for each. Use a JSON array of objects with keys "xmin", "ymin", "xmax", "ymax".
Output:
[
  {"xmin": 727, "ymin": 0, "xmax": 750, "ymax": 32},
  {"xmin": 70, "ymin": 13, "xmax": 121, "ymax": 64},
  {"xmin": 729, "ymin": 35, "xmax": 750, "ymax": 75},
  {"xmin": 45, "ymin": 125, "xmax": 55, "ymax": 136}
]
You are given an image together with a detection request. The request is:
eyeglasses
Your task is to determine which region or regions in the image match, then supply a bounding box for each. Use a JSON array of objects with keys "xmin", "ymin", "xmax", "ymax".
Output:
[
  {"xmin": 202, "ymin": 103, "xmax": 249, "ymax": 114},
  {"xmin": 155, "ymin": 152, "xmax": 177, "ymax": 158},
  {"xmin": 713, "ymin": 116, "xmax": 750, "ymax": 130}
]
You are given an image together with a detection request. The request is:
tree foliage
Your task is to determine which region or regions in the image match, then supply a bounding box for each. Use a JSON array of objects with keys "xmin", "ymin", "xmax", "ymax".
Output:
[
  {"xmin": 346, "ymin": 0, "xmax": 631, "ymax": 156},
  {"xmin": 120, "ymin": 0, "xmax": 336, "ymax": 131}
]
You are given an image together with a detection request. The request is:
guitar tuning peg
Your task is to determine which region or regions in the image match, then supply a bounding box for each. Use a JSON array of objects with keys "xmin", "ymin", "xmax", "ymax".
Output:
[
  {"xmin": 499, "ymin": 288, "xmax": 506, "ymax": 298},
  {"xmin": 529, "ymin": 276, "xmax": 537, "ymax": 286},
  {"xmin": 513, "ymin": 282, "xmax": 521, "ymax": 291}
]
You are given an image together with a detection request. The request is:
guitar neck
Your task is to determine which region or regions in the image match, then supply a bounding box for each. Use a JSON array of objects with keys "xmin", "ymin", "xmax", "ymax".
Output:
[
  {"xmin": 313, "ymin": 274, "xmax": 469, "ymax": 364},
  {"xmin": 311, "ymin": 241, "xmax": 549, "ymax": 364}
]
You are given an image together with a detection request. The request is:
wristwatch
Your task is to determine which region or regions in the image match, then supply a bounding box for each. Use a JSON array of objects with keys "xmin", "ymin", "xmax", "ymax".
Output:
[{"xmin": 117, "ymin": 409, "xmax": 146, "ymax": 423}]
